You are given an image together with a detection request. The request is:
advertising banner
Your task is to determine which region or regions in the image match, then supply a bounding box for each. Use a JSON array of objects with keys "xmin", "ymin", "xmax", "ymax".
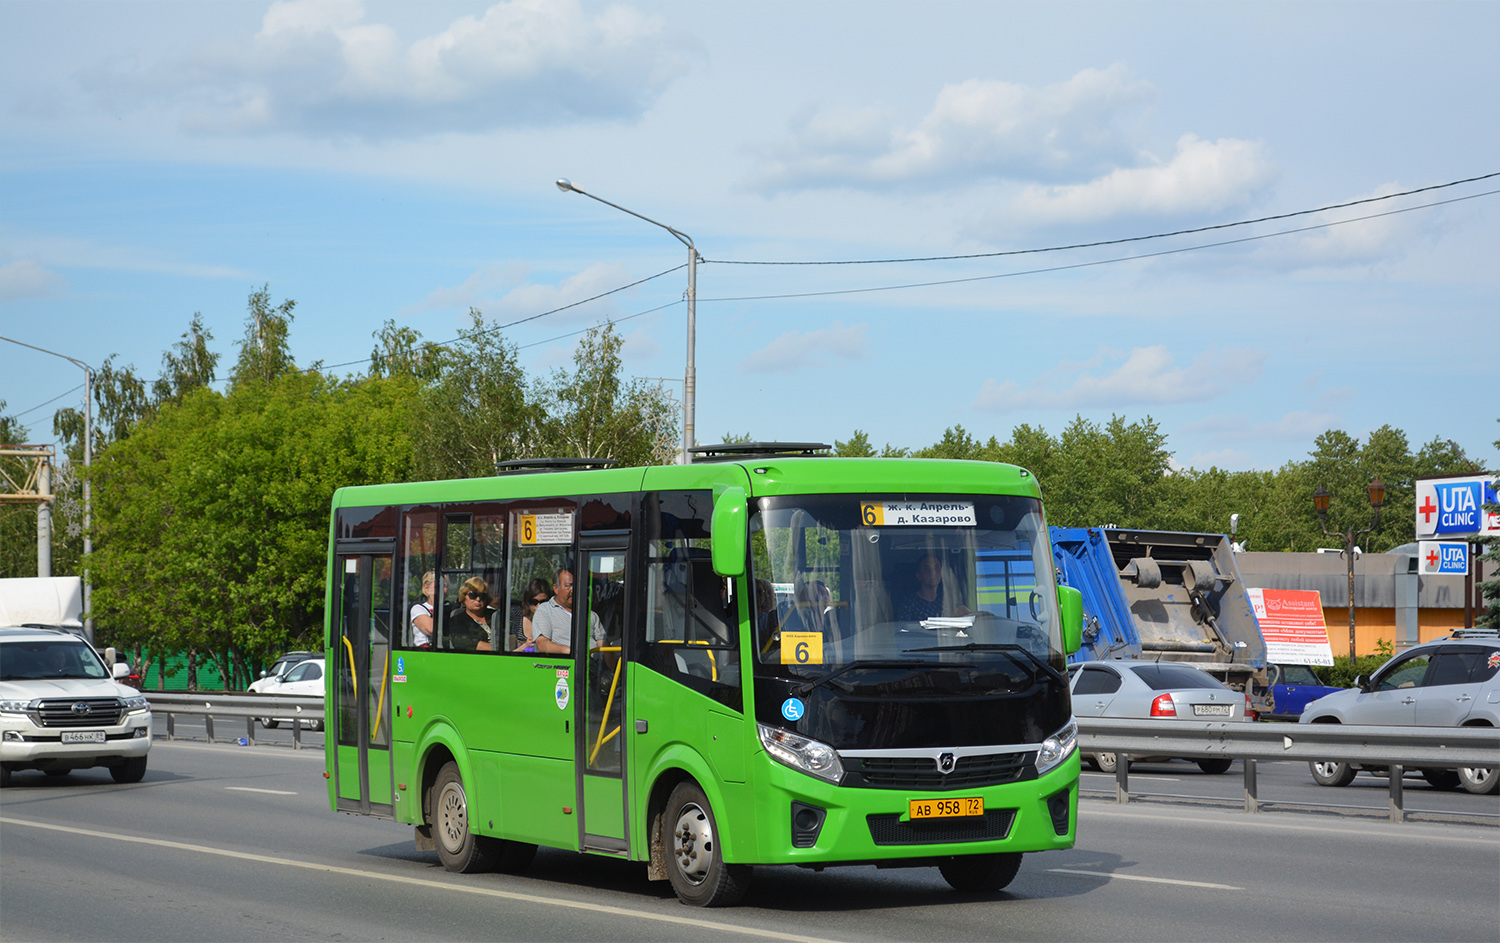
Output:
[
  {"xmin": 1415, "ymin": 475, "xmax": 1500, "ymax": 539},
  {"xmin": 1247, "ymin": 587, "xmax": 1333, "ymax": 666},
  {"xmin": 1418, "ymin": 541, "xmax": 1469, "ymax": 576}
]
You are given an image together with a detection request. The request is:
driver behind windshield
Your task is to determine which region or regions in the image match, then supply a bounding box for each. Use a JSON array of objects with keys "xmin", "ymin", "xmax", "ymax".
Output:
[{"xmin": 896, "ymin": 552, "xmax": 970, "ymax": 622}]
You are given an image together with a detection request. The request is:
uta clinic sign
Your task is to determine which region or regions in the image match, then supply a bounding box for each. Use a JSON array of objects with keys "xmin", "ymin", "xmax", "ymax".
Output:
[{"xmin": 1415, "ymin": 474, "xmax": 1500, "ymax": 540}]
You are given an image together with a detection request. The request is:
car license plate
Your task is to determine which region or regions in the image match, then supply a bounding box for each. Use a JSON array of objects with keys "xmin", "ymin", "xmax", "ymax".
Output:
[
  {"xmin": 908, "ymin": 796, "xmax": 984, "ymax": 820},
  {"xmin": 1193, "ymin": 704, "xmax": 1232, "ymax": 716},
  {"xmin": 62, "ymin": 730, "xmax": 105, "ymax": 743}
]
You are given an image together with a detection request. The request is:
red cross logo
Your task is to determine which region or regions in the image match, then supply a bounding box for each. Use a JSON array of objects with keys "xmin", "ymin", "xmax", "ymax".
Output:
[
  {"xmin": 1419, "ymin": 495, "xmax": 1438, "ymax": 524},
  {"xmin": 1426, "ymin": 548, "xmax": 1439, "ymax": 569}
]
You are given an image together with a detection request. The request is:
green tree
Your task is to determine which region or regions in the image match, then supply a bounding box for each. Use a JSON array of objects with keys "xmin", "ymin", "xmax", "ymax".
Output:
[
  {"xmin": 0, "ymin": 406, "xmax": 39, "ymax": 578},
  {"xmin": 834, "ymin": 430, "xmax": 875, "ymax": 457},
  {"xmin": 369, "ymin": 318, "xmax": 448, "ymax": 382},
  {"xmin": 231, "ymin": 285, "xmax": 297, "ymax": 387},
  {"xmin": 533, "ymin": 322, "xmax": 678, "ymax": 467}
]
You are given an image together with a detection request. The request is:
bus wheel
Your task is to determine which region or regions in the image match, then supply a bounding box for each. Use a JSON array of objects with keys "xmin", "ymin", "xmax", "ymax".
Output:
[
  {"xmin": 432, "ymin": 762, "xmax": 498, "ymax": 874},
  {"xmin": 940, "ymin": 853, "xmax": 1023, "ymax": 892},
  {"xmin": 664, "ymin": 782, "xmax": 750, "ymax": 907}
]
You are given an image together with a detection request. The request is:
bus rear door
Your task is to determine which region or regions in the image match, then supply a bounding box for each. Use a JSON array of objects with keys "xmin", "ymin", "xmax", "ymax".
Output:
[{"xmin": 332, "ymin": 551, "xmax": 395, "ymax": 817}]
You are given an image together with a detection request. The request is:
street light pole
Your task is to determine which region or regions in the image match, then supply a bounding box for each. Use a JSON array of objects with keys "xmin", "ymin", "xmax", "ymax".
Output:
[
  {"xmin": 1313, "ymin": 478, "xmax": 1386, "ymax": 662},
  {"xmin": 1, "ymin": 336, "xmax": 94, "ymax": 642},
  {"xmin": 556, "ymin": 178, "xmax": 700, "ymax": 464}
]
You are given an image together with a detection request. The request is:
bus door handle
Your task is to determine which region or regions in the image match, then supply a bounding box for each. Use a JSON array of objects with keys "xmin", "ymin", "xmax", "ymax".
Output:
[{"xmin": 635, "ymin": 719, "xmax": 648, "ymax": 734}]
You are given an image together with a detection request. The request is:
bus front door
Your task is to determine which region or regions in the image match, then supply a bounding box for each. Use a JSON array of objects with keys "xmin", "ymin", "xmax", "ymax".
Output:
[
  {"xmin": 576, "ymin": 541, "xmax": 630, "ymax": 853},
  {"xmin": 332, "ymin": 551, "xmax": 395, "ymax": 818}
]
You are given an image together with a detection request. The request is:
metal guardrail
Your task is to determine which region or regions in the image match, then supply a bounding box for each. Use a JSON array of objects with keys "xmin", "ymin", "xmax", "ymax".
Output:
[
  {"xmin": 145, "ymin": 692, "xmax": 324, "ymax": 750},
  {"xmin": 1077, "ymin": 717, "xmax": 1500, "ymax": 822}
]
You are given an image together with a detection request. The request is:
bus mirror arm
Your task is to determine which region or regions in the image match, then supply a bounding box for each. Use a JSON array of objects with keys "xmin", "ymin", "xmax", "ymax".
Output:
[{"xmin": 711, "ymin": 487, "xmax": 748, "ymax": 578}]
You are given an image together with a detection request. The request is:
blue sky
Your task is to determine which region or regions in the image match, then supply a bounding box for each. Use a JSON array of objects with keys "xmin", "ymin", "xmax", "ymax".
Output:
[{"xmin": 2, "ymin": 0, "xmax": 1496, "ymax": 473}]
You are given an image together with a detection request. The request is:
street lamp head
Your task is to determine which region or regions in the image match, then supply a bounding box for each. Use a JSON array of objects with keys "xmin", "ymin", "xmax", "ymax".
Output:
[
  {"xmin": 556, "ymin": 178, "xmax": 579, "ymax": 194},
  {"xmin": 1367, "ymin": 477, "xmax": 1386, "ymax": 510},
  {"xmin": 1312, "ymin": 484, "xmax": 1331, "ymax": 516}
]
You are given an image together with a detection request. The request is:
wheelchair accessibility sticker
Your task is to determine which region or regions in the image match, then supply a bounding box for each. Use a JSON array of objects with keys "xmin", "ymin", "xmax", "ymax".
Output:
[
  {"xmin": 781, "ymin": 697, "xmax": 805, "ymax": 722},
  {"xmin": 555, "ymin": 677, "xmax": 570, "ymax": 710}
]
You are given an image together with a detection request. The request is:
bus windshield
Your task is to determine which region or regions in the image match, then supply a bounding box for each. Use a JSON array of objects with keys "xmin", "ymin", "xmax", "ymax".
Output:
[{"xmin": 751, "ymin": 494, "xmax": 1064, "ymax": 675}]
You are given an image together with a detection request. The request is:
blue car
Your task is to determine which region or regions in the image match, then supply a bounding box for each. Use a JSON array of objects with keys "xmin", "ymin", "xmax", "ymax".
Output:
[{"xmin": 1261, "ymin": 663, "xmax": 1341, "ymax": 721}]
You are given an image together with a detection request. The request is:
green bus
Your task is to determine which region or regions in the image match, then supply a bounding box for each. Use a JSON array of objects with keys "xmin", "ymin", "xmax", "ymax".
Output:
[{"xmin": 323, "ymin": 445, "xmax": 1084, "ymax": 906}]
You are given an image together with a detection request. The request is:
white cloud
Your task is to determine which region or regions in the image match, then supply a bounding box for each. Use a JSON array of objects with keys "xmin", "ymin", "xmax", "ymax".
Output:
[
  {"xmin": 485, "ymin": 262, "xmax": 634, "ymax": 324},
  {"xmin": 1008, "ymin": 134, "xmax": 1277, "ymax": 225},
  {"xmin": 0, "ymin": 231, "xmax": 244, "ymax": 280},
  {"xmin": 1181, "ymin": 388, "xmax": 1351, "ymax": 444},
  {"xmin": 1247, "ymin": 182, "xmax": 1436, "ymax": 270},
  {"xmin": 752, "ymin": 65, "xmax": 1154, "ymax": 192},
  {"xmin": 397, "ymin": 264, "xmax": 523, "ymax": 317},
  {"xmin": 0, "ymin": 260, "xmax": 65, "ymax": 301},
  {"xmin": 85, "ymin": 0, "xmax": 694, "ymax": 139},
  {"xmin": 1186, "ymin": 448, "xmax": 1256, "ymax": 470},
  {"xmin": 973, "ymin": 344, "xmax": 1264, "ymax": 413},
  {"xmin": 739, "ymin": 321, "xmax": 869, "ymax": 373}
]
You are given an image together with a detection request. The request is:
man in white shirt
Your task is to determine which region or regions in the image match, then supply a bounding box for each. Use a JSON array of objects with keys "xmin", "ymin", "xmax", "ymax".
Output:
[{"xmin": 533, "ymin": 568, "xmax": 603, "ymax": 655}]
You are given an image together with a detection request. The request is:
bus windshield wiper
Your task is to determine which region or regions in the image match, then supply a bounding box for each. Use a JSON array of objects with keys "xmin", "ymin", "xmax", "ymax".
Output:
[
  {"xmin": 901, "ymin": 643, "xmax": 1065, "ymax": 684},
  {"xmin": 792, "ymin": 660, "xmax": 930, "ymax": 697}
]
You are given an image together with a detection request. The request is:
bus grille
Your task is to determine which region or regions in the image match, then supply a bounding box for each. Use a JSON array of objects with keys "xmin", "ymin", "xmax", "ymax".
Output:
[
  {"xmin": 866, "ymin": 809, "xmax": 1016, "ymax": 846},
  {"xmin": 32, "ymin": 698, "xmax": 125, "ymax": 727},
  {"xmin": 846, "ymin": 752, "xmax": 1033, "ymax": 790}
]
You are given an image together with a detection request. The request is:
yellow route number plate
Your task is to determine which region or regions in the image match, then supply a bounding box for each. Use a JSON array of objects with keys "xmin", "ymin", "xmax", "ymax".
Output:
[{"xmin": 908, "ymin": 796, "xmax": 984, "ymax": 820}]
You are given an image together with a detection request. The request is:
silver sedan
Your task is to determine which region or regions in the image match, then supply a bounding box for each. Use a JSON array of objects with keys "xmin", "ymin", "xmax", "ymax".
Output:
[{"xmin": 1069, "ymin": 659, "xmax": 1250, "ymax": 774}]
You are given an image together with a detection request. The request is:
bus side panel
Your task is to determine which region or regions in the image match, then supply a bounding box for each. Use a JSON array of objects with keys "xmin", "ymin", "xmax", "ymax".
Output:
[
  {"xmin": 495, "ymin": 753, "xmax": 577, "ymax": 849},
  {"xmin": 392, "ymin": 739, "xmax": 419, "ymax": 824},
  {"xmin": 629, "ymin": 666, "xmax": 753, "ymax": 863}
]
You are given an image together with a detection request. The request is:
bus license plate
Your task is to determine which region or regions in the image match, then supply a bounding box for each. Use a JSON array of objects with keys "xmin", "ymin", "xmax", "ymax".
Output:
[
  {"xmin": 908, "ymin": 797, "xmax": 983, "ymax": 820},
  {"xmin": 1193, "ymin": 704, "xmax": 1232, "ymax": 716},
  {"xmin": 62, "ymin": 730, "xmax": 105, "ymax": 743}
]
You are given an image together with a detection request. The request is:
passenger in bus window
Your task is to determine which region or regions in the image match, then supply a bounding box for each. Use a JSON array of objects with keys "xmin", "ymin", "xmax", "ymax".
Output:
[
  {"xmin": 449, "ymin": 577, "xmax": 495, "ymax": 651},
  {"xmin": 512, "ymin": 578, "xmax": 552, "ymax": 652},
  {"xmin": 410, "ymin": 571, "xmax": 436, "ymax": 648},
  {"xmin": 533, "ymin": 568, "xmax": 602, "ymax": 655}
]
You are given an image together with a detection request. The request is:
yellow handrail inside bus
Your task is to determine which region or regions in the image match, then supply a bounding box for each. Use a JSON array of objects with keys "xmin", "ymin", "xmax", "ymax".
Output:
[
  {"xmin": 589, "ymin": 645, "xmax": 622, "ymax": 768},
  {"xmin": 653, "ymin": 639, "xmax": 719, "ymax": 681},
  {"xmin": 341, "ymin": 636, "xmax": 357, "ymax": 692},
  {"xmin": 372, "ymin": 649, "xmax": 389, "ymax": 742}
]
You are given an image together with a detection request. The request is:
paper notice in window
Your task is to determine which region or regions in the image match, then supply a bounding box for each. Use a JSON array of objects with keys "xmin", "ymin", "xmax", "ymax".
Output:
[{"xmin": 518, "ymin": 513, "xmax": 574, "ymax": 545}]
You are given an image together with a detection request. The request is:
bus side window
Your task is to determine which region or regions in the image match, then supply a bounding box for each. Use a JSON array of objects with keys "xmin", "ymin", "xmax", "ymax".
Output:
[
  {"xmin": 641, "ymin": 492, "xmax": 741, "ymax": 710},
  {"xmin": 401, "ymin": 507, "xmax": 440, "ymax": 649}
]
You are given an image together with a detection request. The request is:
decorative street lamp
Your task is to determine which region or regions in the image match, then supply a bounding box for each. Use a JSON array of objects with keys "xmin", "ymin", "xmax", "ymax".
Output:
[
  {"xmin": 556, "ymin": 178, "xmax": 701, "ymax": 464},
  {"xmin": 1313, "ymin": 478, "xmax": 1386, "ymax": 661}
]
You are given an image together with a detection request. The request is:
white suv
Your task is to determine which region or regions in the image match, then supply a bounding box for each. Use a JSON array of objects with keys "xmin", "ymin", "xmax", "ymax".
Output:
[{"xmin": 0, "ymin": 627, "xmax": 152, "ymax": 786}]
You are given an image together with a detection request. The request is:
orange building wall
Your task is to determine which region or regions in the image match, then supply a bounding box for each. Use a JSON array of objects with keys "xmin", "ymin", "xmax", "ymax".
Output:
[{"xmin": 1319, "ymin": 606, "xmax": 1471, "ymax": 657}]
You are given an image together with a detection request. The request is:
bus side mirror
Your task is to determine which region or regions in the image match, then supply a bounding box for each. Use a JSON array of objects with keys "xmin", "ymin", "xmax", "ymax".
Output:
[
  {"xmin": 711, "ymin": 486, "xmax": 748, "ymax": 578},
  {"xmin": 1057, "ymin": 585, "xmax": 1083, "ymax": 654}
]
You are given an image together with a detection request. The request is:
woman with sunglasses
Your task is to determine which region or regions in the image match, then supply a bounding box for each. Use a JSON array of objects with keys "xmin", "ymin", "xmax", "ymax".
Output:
[
  {"xmin": 512, "ymin": 577, "xmax": 553, "ymax": 653},
  {"xmin": 451, "ymin": 576, "xmax": 496, "ymax": 651}
]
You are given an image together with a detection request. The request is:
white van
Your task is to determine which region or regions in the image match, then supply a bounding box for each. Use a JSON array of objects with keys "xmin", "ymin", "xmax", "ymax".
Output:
[{"xmin": 0, "ymin": 626, "xmax": 152, "ymax": 786}]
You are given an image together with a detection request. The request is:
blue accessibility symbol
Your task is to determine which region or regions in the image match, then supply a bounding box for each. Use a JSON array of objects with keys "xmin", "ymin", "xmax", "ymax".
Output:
[
  {"xmin": 397, "ymin": 657, "xmax": 405, "ymax": 674},
  {"xmin": 780, "ymin": 698, "xmax": 805, "ymax": 722}
]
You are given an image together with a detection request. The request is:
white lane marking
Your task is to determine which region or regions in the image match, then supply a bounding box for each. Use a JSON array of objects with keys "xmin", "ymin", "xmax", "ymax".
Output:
[
  {"xmin": 0, "ymin": 817, "xmax": 844, "ymax": 943},
  {"xmin": 224, "ymin": 787, "xmax": 297, "ymax": 795},
  {"xmin": 1048, "ymin": 868, "xmax": 1242, "ymax": 890}
]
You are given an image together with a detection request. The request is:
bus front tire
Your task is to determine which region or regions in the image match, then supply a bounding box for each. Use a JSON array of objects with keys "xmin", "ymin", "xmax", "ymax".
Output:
[
  {"xmin": 663, "ymin": 782, "xmax": 750, "ymax": 907},
  {"xmin": 940, "ymin": 852, "xmax": 1023, "ymax": 893},
  {"xmin": 432, "ymin": 762, "xmax": 498, "ymax": 874}
]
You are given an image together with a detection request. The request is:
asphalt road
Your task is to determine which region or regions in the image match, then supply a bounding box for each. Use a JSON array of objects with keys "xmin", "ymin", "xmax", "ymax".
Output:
[{"xmin": 2, "ymin": 738, "xmax": 1496, "ymax": 943}]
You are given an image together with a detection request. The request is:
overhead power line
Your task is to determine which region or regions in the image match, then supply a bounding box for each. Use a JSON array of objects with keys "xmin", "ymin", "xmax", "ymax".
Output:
[
  {"xmin": 706, "ymin": 171, "xmax": 1500, "ymax": 267},
  {"xmin": 697, "ymin": 188, "xmax": 1499, "ymax": 304}
]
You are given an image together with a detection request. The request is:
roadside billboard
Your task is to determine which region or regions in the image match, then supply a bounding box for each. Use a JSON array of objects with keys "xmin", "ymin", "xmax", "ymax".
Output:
[
  {"xmin": 1415, "ymin": 474, "xmax": 1500, "ymax": 540},
  {"xmin": 1418, "ymin": 540, "xmax": 1468, "ymax": 576},
  {"xmin": 1247, "ymin": 587, "xmax": 1333, "ymax": 666}
]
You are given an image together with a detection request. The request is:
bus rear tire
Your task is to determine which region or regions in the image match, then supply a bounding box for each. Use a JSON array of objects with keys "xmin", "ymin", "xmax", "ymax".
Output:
[
  {"xmin": 432, "ymin": 762, "xmax": 498, "ymax": 874},
  {"xmin": 940, "ymin": 852, "xmax": 1023, "ymax": 892},
  {"xmin": 664, "ymin": 782, "xmax": 751, "ymax": 907}
]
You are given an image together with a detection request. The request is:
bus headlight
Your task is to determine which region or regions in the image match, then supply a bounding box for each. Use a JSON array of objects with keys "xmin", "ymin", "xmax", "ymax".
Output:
[
  {"xmin": 1035, "ymin": 718, "xmax": 1077, "ymax": 775},
  {"xmin": 122, "ymin": 695, "xmax": 151, "ymax": 715},
  {"xmin": 757, "ymin": 723, "xmax": 844, "ymax": 784}
]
